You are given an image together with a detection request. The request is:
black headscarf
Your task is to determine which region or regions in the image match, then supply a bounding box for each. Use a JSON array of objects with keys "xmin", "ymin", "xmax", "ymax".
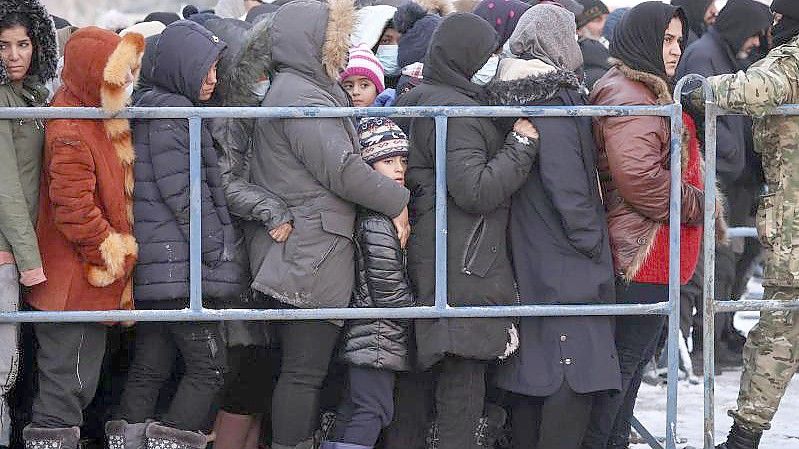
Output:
[
  {"xmin": 773, "ymin": 16, "xmax": 799, "ymax": 48},
  {"xmin": 609, "ymin": 1, "xmax": 687, "ymax": 79},
  {"xmin": 714, "ymin": 0, "xmax": 772, "ymax": 54},
  {"xmin": 423, "ymin": 13, "xmax": 498, "ymax": 100},
  {"xmin": 671, "ymin": 0, "xmax": 712, "ymax": 37}
]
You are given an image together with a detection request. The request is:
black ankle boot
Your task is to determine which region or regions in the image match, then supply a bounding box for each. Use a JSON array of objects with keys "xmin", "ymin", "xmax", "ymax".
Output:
[{"xmin": 716, "ymin": 422, "xmax": 762, "ymax": 449}]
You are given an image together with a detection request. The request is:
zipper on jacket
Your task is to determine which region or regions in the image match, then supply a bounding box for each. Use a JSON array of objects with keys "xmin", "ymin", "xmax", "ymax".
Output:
[
  {"xmin": 313, "ymin": 237, "xmax": 340, "ymax": 274},
  {"xmin": 462, "ymin": 216, "xmax": 485, "ymax": 275}
]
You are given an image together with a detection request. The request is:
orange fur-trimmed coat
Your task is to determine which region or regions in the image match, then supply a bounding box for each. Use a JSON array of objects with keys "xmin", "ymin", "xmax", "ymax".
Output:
[{"xmin": 27, "ymin": 27, "xmax": 145, "ymax": 312}]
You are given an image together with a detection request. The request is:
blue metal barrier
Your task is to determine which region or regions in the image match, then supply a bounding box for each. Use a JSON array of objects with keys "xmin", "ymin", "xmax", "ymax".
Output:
[{"xmin": 1, "ymin": 75, "xmax": 798, "ymax": 449}]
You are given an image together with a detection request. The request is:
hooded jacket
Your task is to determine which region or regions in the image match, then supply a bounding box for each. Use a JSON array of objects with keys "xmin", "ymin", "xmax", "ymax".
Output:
[
  {"xmin": 131, "ymin": 20, "xmax": 246, "ymax": 306},
  {"xmin": 0, "ymin": 0, "xmax": 58, "ymax": 286},
  {"xmin": 207, "ymin": 17, "xmax": 293, "ymax": 234},
  {"xmin": 671, "ymin": 0, "xmax": 713, "ymax": 45},
  {"xmin": 676, "ymin": 0, "xmax": 772, "ymax": 185},
  {"xmin": 396, "ymin": 13, "xmax": 538, "ymax": 369},
  {"xmin": 28, "ymin": 28, "xmax": 145, "ymax": 312},
  {"xmin": 248, "ymin": 0, "xmax": 409, "ymax": 310}
]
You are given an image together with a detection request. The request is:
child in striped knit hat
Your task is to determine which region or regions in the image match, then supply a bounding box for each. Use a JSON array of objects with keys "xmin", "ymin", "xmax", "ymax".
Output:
[
  {"xmin": 321, "ymin": 117, "xmax": 414, "ymax": 449},
  {"xmin": 340, "ymin": 45, "xmax": 397, "ymax": 107}
]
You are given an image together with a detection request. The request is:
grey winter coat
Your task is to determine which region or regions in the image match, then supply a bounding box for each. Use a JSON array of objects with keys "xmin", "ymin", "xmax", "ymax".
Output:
[
  {"xmin": 485, "ymin": 64, "xmax": 621, "ymax": 396},
  {"xmin": 248, "ymin": 0, "xmax": 410, "ymax": 310},
  {"xmin": 340, "ymin": 210, "xmax": 414, "ymax": 371},
  {"xmin": 396, "ymin": 13, "xmax": 539, "ymax": 370},
  {"xmin": 132, "ymin": 21, "xmax": 247, "ymax": 306}
]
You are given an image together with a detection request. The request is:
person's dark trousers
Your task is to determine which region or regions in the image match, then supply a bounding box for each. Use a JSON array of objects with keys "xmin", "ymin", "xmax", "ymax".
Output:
[
  {"xmin": 116, "ymin": 321, "xmax": 226, "ymax": 432},
  {"xmin": 582, "ymin": 281, "xmax": 667, "ymax": 449},
  {"xmin": 510, "ymin": 383, "xmax": 594, "ymax": 449},
  {"xmin": 30, "ymin": 322, "xmax": 107, "ymax": 428},
  {"xmin": 435, "ymin": 356, "xmax": 486, "ymax": 449},
  {"xmin": 330, "ymin": 367, "xmax": 396, "ymax": 447},
  {"xmin": 680, "ymin": 249, "xmax": 704, "ymax": 346},
  {"xmin": 379, "ymin": 371, "xmax": 434, "ymax": 449},
  {"xmin": 271, "ymin": 320, "xmax": 341, "ymax": 447}
]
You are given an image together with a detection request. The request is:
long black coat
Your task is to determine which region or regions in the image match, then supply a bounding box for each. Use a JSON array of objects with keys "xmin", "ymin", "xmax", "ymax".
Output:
[
  {"xmin": 485, "ymin": 67, "xmax": 621, "ymax": 396},
  {"xmin": 396, "ymin": 14, "xmax": 539, "ymax": 370},
  {"xmin": 340, "ymin": 210, "xmax": 415, "ymax": 371},
  {"xmin": 132, "ymin": 21, "xmax": 247, "ymax": 306}
]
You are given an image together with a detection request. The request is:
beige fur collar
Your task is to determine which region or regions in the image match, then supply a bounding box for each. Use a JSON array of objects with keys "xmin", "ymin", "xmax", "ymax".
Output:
[
  {"xmin": 608, "ymin": 57, "xmax": 673, "ymax": 106},
  {"xmin": 323, "ymin": 0, "xmax": 356, "ymax": 81}
]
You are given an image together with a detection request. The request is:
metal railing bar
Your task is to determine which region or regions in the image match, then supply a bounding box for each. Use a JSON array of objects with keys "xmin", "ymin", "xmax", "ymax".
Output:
[
  {"xmin": 188, "ymin": 116, "xmax": 203, "ymax": 312},
  {"xmin": 0, "ymin": 303, "xmax": 673, "ymax": 323},
  {"xmin": 0, "ymin": 105, "xmax": 675, "ymax": 120},
  {"xmin": 631, "ymin": 416, "xmax": 666, "ymax": 449},
  {"xmin": 434, "ymin": 115, "xmax": 449, "ymax": 311},
  {"xmin": 715, "ymin": 299, "xmax": 799, "ymax": 312}
]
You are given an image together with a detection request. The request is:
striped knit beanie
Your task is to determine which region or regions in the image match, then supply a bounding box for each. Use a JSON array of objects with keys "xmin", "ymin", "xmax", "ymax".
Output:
[
  {"xmin": 358, "ymin": 117, "xmax": 409, "ymax": 165},
  {"xmin": 339, "ymin": 45, "xmax": 386, "ymax": 94}
]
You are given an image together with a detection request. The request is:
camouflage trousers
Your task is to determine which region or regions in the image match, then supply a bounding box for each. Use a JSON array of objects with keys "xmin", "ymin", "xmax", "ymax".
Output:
[{"xmin": 729, "ymin": 286, "xmax": 799, "ymax": 432}]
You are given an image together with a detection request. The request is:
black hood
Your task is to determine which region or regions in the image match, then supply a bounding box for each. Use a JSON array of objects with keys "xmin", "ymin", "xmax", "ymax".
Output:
[
  {"xmin": 0, "ymin": 0, "xmax": 58, "ymax": 85},
  {"xmin": 152, "ymin": 20, "xmax": 227, "ymax": 104},
  {"xmin": 610, "ymin": 1, "xmax": 686, "ymax": 80},
  {"xmin": 132, "ymin": 34, "xmax": 159, "ymax": 105},
  {"xmin": 713, "ymin": 0, "xmax": 771, "ymax": 54},
  {"xmin": 671, "ymin": 0, "xmax": 712, "ymax": 37},
  {"xmin": 423, "ymin": 13, "xmax": 498, "ymax": 100}
]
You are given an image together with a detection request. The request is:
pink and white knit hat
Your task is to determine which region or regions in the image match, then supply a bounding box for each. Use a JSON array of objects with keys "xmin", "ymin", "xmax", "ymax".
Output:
[{"xmin": 339, "ymin": 45, "xmax": 386, "ymax": 94}]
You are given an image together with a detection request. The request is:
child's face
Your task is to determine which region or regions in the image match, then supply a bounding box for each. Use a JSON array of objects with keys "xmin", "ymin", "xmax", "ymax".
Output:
[
  {"xmin": 342, "ymin": 75, "xmax": 379, "ymax": 107},
  {"xmin": 372, "ymin": 155, "xmax": 408, "ymax": 186}
]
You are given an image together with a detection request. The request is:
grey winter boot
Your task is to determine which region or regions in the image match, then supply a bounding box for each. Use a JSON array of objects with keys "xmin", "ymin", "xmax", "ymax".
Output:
[
  {"xmin": 106, "ymin": 420, "xmax": 149, "ymax": 449},
  {"xmin": 144, "ymin": 423, "xmax": 206, "ymax": 449},
  {"xmin": 715, "ymin": 422, "xmax": 762, "ymax": 449},
  {"xmin": 22, "ymin": 425, "xmax": 80, "ymax": 449}
]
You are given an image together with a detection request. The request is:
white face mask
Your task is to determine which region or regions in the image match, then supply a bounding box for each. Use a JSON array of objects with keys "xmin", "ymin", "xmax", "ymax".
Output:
[
  {"xmin": 471, "ymin": 54, "xmax": 500, "ymax": 86},
  {"xmin": 376, "ymin": 44, "xmax": 400, "ymax": 76},
  {"xmin": 250, "ymin": 79, "xmax": 271, "ymax": 101}
]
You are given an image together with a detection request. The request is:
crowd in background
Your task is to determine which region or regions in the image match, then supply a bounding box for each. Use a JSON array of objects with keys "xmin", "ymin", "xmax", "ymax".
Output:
[{"xmin": 0, "ymin": 0, "xmax": 796, "ymax": 449}]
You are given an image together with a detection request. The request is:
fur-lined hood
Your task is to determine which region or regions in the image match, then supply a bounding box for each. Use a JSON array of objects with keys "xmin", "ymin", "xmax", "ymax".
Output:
[
  {"xmin": 484, "ymin": 59, "xmax": 581, "ymax": 106},
  {"xmin": 224, "ymin": 15, "xmax": 273, "ymax": 106},
  {"xmin": 270, "ymin": 0, "xmax": 355, "ymax": 84},
  {"xmin": 0, "ymin": 0, "xmax": 58, "ymax": 85},
  {"xmin": 60, "ymin": 27, "xmax": 145, "ymax": 113}
]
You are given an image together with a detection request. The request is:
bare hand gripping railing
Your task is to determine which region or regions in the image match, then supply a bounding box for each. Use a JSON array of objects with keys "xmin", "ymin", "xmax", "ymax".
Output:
[{"xmin": 1, "ymin": 76, "xmax": 799, "ymax": 449}]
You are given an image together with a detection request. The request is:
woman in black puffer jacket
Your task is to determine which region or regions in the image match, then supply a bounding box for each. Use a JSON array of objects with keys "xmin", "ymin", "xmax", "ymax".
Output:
[{"xmin": 324, "ymin": 117, "xmax": 414, "ymax": 449}]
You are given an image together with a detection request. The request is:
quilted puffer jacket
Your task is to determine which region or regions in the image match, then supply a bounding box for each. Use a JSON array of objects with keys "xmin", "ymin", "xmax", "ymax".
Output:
[{"xmin": 340, "ymin": 210, "xmax": 414, "ymax": 371}]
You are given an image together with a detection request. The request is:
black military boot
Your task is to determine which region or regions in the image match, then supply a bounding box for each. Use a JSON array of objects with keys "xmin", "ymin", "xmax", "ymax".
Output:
[{"xmin": 715, "ymin": 422, "xmax": 762, "ymax": 449}]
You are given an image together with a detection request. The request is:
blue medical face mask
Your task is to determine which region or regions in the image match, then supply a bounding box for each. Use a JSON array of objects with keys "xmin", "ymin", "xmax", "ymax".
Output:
[
  {"xmin": 471, "ymin": 54, "xmax": 500, "ymax": 86},
  {"xmin": 376, "ymin": 44, "xmax": 400, "ymax": 76}
]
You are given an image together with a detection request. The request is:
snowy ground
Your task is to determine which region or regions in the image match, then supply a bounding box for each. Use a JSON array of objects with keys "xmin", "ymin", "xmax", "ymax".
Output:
[{"xmin": 631, "ymin": 278, "xmax": 799, "ymax": 448}]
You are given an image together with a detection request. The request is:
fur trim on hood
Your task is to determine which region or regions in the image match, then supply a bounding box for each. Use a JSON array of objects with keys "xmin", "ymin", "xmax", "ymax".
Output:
[
  {"xmin": 609, "ymin": 57, "xmax": 672, "ymax": 105},
  {"xmin": 0, "ymin": 0, "xmax": 58, "ymax": 85},
  {"xmin": 416, "ymin": 0, "xmax": 454, "ymax": 15},
  {"xmin": 484, "ymin": 67, "xmax": 580, "ymax": 106},
  {"xmin": 225, "ymin": 17, "xmax": 273, "ymax": 106},
  {"xmin": 323, "ymin": 0, "xmax": 357, "ymax": 80}
]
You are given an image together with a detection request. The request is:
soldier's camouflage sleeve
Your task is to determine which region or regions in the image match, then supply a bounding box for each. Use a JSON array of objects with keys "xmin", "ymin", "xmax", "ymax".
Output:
[{"xmin": 707, "ymin": 39, "xmax": 799, "ymax": 117}]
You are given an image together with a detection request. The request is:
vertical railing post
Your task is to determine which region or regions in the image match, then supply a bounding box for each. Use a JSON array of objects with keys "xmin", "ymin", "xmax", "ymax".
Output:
[
  {"xmin": 188, "ymin": 116, "xmax": 203, "ymax": 312},
  {"xmin": 434, "ymin": 115, "xmax": 449, "ymax": 310},
  {"xmin": 665, "ymin": 99, "xmax": 684, "ymax": 449},
  {"xmin": 702, "ymin": 86, "xmax": 719, "ymax": 449}
]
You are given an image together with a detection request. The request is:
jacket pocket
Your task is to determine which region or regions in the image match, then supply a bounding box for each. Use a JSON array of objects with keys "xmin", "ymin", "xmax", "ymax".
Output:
[
  {"xmin": 461, "ymin": 216, "xmax": 499, "ymax": 278},
  {"xmin": 757, "ymin": 192, "xmax": 781, "ymax": 249},
  {"xmin": 313, "ymin": 212, "xmax": 355, "ymax": 274}
]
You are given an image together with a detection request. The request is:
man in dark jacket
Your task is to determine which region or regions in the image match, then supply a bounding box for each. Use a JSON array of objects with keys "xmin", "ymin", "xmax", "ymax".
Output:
[
  {"xmin": 576, "ymin": 0, "xmax": 611, "ymax": 90},
  {"xmin": 396, "ymin": 12, "xmax": 539, "ymax": 449},
  {"xmin": 247, "ymin": 1, "xmax": 410, "ymax": 447},
  {"xmin": 109, "ymin": 20, "xmax": 245, "ymax": 449},
  {"xmin": 671, "ymin": 0, "xmax": 716, "ymax": 45},
  {"xmin": 675, "ymin": 0, "xmax": 772, "ymax": 371}
]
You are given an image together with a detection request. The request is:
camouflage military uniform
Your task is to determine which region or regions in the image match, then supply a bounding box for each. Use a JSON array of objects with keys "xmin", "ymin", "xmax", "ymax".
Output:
[{"xmin": 705, "ymin": 36, "xmax": 799, "ymax": 433}]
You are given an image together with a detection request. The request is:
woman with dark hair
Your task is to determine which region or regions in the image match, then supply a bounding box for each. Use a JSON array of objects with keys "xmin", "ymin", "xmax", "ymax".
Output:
[
  {"xmin": 582, "ymin": 2, "xmax": 722, "ymax": 448},
  {"xmin": 485, "ymin": 5, "xmax": 619, "ymax": 449},
  {"xmin": 0, "ymin": 0, "xmax": 57, "ymax": 446}
]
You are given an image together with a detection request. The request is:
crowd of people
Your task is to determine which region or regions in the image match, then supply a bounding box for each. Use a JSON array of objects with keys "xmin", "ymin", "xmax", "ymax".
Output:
[{"xmin": 0, "ymin": 0, "xmax": 797, "ymax": 448}]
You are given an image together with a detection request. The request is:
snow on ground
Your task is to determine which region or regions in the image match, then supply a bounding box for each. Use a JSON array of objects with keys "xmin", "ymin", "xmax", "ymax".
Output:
[{"xmin": 631, "ymin": 278, "xmax": 798, "ymax": 448}]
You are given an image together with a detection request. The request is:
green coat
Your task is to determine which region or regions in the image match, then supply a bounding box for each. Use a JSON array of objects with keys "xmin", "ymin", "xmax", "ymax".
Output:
[
  {"xmin": 706, "ymin": 35, "xmax": 799, "ymax": 288},
  {"xmin": 0, "ymin": 80, "xmax": 48, "ymax": 273}
]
